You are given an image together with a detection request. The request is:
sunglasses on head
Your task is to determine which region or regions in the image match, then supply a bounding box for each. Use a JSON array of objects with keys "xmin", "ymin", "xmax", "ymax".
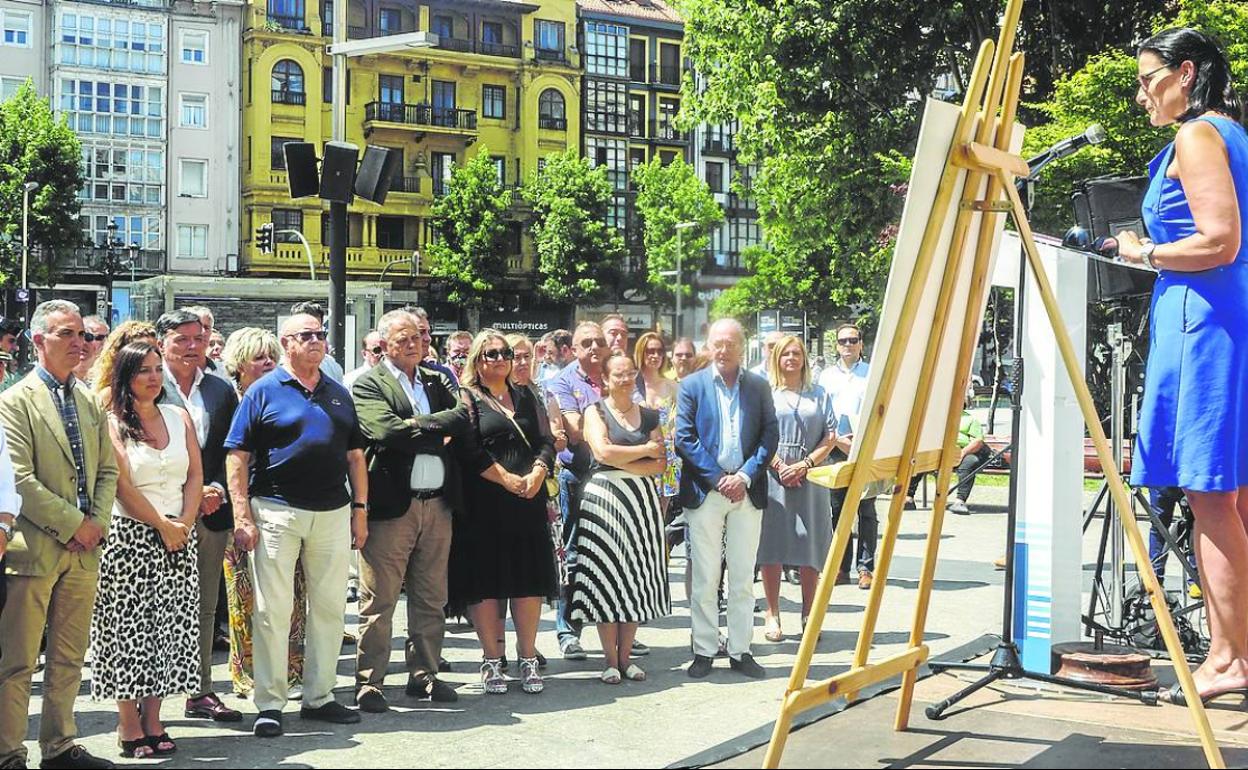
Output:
[
  {"xmin": 838, "ymin": 336, "xmax": 860, "ymax": 345},
  {"xmin": 579, "ymin": 337, "xmax": 607, "ymax": 349},
  {"xmin": 289, "ymin": 330, "xmax": 328, "ymax": 343},
  {"xmin": 482, "ymin": 348, "xmax": 514, "ymax": 362}
]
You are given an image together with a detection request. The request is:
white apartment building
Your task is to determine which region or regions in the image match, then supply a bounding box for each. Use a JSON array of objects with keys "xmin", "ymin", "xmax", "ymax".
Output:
[{"xmin": 0, "ymin": 0, "xmax": 242, "ymax": 316}]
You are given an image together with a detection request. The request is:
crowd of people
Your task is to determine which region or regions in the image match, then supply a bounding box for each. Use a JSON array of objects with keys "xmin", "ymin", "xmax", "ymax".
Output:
[{"xmin": 0, "ymin": 298, "xmax": 981, "ymax": 769}]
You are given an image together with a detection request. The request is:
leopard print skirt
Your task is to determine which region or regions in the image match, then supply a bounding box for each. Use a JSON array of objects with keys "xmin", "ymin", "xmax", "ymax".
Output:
[{"xmin": 89, "ymin": 515, "xmax": 201, "ymax": 700}]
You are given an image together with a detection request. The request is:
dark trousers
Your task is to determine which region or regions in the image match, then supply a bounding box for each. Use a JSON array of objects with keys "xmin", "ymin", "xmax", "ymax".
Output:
[
  {"xmin": 555, "ymin": 467, "xmax": 583, "ymax": 644},
  {"xmin": 906, "ymin": 447, "xmax": 993, "ymax": 501},
  {"xmin": 0, "ymin": 555, "xmax": 5, "ymax": 617},
  {"xmin": 1147, "ymin": 486, "xmax": 1197, "ymax": 585},
  {"xmin": 830, "ymin": 489, "xmax": 877, "ymax": 575}
]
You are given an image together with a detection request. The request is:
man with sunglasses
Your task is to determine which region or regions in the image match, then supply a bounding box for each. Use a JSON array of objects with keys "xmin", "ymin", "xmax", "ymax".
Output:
[
  {"xmin": 226, "ymin": 312, "xmax": 369, "ymax": 737},
  {"xmin": 817, "ymin": 323, "xmax": 878, "ymax": 590},
  {"xmin": 344, "ymin": 330, "xmax": 387, "ymax": 392},
  {"xmin": 71, "ymin": 316, "xmax": 109, "ymax": 386},
  {"xmin": 544, "ymin": 321, "xmax": 610, "ymax": 661},
  {"xmin": 444, "ymin": 331, "xmax": 473, "ymax": 386}
]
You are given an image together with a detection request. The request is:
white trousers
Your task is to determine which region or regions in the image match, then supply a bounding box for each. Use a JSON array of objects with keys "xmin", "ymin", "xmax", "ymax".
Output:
[
  {"xmin": 250, "ymin": 499, "xmax": 351, "ymax": 713},
  {"xmin": 687, "ymin": 491, "xmax": 763, "ymax": 658}
]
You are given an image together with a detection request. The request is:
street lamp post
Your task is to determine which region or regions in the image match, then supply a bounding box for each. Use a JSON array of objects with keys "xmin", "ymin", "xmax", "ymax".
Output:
[
  {"xmin": 671, "ymin": 221, "xmax": 698, "ymax": 339},
  {"xmin": 20, "ymin": 181, "xmax": 38, "ymax": 332},
  {"xmin": 325, "ymin": 28, "xmax": 435, "ymax": 367}
]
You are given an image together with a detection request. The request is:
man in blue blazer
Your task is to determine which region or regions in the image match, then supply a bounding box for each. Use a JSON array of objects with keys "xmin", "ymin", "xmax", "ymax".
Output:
[{"xmin": 675, "ymin": 318, "xmax": 778, "ymax": 679}]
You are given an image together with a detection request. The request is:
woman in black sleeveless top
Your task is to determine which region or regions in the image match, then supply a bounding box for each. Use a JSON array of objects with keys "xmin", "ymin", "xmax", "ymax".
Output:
[{"xmin": 570, "ymin": 352, "xmax": 670, "ymax": 684}]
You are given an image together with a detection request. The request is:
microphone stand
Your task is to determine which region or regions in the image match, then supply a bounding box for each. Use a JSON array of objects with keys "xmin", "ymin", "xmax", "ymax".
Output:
[{"xmin": 923, "ymin": 174, "xmax": 1158, "ymax": 720}]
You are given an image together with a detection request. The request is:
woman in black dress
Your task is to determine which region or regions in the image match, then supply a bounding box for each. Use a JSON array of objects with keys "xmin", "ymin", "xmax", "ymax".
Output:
[{"xmin": 451, "ymin": 330, "xmax": 557, "ymax": 695}]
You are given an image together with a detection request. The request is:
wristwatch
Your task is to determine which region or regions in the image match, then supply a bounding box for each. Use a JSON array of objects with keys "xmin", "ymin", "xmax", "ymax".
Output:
[
  {"xmin": 0, "ymin": 519, "xmax": 14, "ymax": 544},
  {"xmin": 351, "ymin": 502, "xmax": 368, "ymax": 512},
  {"xmin": 1139, "ymin": 239, "xmax": 1158, "ymax": 270}
]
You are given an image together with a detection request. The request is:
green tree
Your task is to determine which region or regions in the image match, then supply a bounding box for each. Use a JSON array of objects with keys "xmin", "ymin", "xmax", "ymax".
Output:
[
  {"xmin": 426, "ymin": 147, "xmax": 513, "ymax": 305},
  {"xmin": 523, "ymin": 150, "xmax": 626, "ymax": 304},
  {"xmin": 0, "ymin": 81, "xmax": 86, "ymax": 289},
  {"xmin": 630, "ymin": 156, "xmax": 722, "ymax": 306}
]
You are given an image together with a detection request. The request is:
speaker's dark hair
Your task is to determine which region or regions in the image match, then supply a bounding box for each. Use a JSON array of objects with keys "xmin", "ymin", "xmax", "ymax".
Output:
[{"xmin": 1139, "ymin": 28, "xmax": 1242, "ymax": 123}]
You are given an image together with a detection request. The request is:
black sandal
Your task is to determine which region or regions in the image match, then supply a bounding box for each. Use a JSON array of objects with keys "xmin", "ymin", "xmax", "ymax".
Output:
[
  {"xmin": 146, "ymin": 732, "xmax": 177, "ymax": 756},
  {"xmin": 118, "ymin": 736, "xmax": 154, "ymax": 759}
]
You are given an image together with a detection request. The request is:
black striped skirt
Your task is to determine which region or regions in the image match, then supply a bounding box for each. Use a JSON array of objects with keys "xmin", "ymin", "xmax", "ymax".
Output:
[{"xmin": 568, "ymin": 469, "xmax": 671, "ymax": 624}]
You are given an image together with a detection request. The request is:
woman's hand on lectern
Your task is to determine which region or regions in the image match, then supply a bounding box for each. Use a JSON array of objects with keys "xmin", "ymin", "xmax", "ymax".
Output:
[{"xmin": 1116, "ymin": 230, "xmax": 1144, "ymax": 263}]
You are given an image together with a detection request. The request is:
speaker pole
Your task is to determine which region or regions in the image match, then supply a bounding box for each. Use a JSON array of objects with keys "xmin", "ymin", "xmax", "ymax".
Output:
[{"xmin": 328, "ymin": 200, "xmax": 348, "ymax": 369}]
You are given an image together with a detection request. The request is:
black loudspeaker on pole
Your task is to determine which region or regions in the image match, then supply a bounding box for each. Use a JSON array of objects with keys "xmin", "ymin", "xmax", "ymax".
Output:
[
  {"xmin": 283, "ymin": 142, "xmax": 320, "ymax": 198},
  {"xmin": 355, "ymin": 146, "xmax": 399, "ymax": 204}
]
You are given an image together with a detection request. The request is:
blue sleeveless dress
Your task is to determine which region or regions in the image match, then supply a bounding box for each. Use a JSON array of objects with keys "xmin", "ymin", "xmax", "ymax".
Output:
[{"xmin": 1131, "ymin": 115, "xmax": 1248, "ymax": 492}]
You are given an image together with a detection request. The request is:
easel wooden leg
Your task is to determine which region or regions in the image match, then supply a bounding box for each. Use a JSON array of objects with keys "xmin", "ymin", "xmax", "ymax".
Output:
[{"xmin": 1001, "ymin": 171, "xmax": 1225, "ymax": 769}]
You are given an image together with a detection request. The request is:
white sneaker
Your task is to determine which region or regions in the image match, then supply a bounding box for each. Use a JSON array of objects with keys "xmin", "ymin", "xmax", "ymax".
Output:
[{"xmin": 948, "ymin": 497, "xmax": 970, "ymax": 515}]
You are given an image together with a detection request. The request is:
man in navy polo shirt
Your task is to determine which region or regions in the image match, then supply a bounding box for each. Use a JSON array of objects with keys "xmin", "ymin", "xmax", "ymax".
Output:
[{"xmin": 226, "ymin": 312, "xmax": 369, "ymax": 738}]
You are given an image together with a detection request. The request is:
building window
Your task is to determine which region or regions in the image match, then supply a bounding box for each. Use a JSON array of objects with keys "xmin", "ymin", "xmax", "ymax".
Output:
[
  {"xmin": 3, "ymin": 11, "xmax": 31, "ymax": 47},
  {"xmin": 378, "ymin": 7, "xmax": 400, "ymax": 34},
  {"xmin": 482, "ymin": 20, "xmax": 502, "ymax": 44},
  {"xmin": 705, "ymin": 161, "xmax": 724, "ymax": 193},
  {"xmin": 432, "ymin": 15, "xmax": 453, "ymax": 38},
  {"xmin": 89, "ymin": 214, "xmax": 160, "ymax": 251},
  {"xmin": 177, "ymin": 224, "xmax": 208, "ymax": 258},
  {"xmin": 179, "ymin": 159, "xmax": 207, "ymax": 197},
  {"xmin": 534, "ymin": 20, "xmax": 563, "ymax": 59},
  {"xmin": 628, "ymin": 93, "xmax": 644, "ymax": 136},
  {"xmin": 272, "ymin": 60, "xmax": 305, "ymax": 104},
  {"xmin": 58, "ymin": 14, "xmax": 166, "ymax": 74},
  {"xmin": 377, "ymin": 216, "xmax": 405, "ymax": 249},
  {"xmin": 180, "ymin": 29, "xmax": 207, "ymax": 64},
  {"xmin": 59, "ymin": 79, "xmax": 164, "ymax": 138},
  {"xmin": 585, "ymin": 21, "xmax": 627, "ymax": 78},
  {"xmin": 323, "ymin": 66, "xmax": 333, "ymax": 102},
  {"xmin": 267, "ymin": 0, "xmax": 306, "ymax": 30},
  {"xmin": 272, "ymin": 208, "xmax": 303, "ymax": 242},
  {"xmin": 585, "ymin": 79, "xmax": 627, "ymax": 135},
  {"xmin": 379, "ymin": 74, "xmax": 403, "ymax": 103},
  {"xmin": 179, "ymin": 93, "xmax": 207, "ymax": 128},
  {"xmin": 271, "ymin": 136, "xmax": 298, "ymax": 170},
  {"xmin": 482, "ymin": 84, "xmax": 505, "ymax": 120},
  {"xmin": 657, "ymin": 99, "xmax": 680, "ymax": 140},
  {"xmin": 629, "ymin": 38, "xmax": 646, "ymax": 82},
  {"xmin": 432, "ymin": 80, "xmax": 456, "ymax": 126},
  {"xmin": 1, "ymin": 77, "xmax": 27, "ymax": 100},
  {"xmin": 79, "ymin": 146, "xmax": 163, "ymax": 206},
  {"xmin": 586, "ymin": 137, "xmax": 627, "ymax": 195},
  {"xmin": 658, "ymin": 43, "xmax": 681, "ymax": 85},
  {"xmin": 321, "ymin": 0, "xmax": 332, "ymax": 34},
  {"xmin": 431, "ymin": 152, "xmax": 454, "ymax": 196},
  {"xmin": 538, "ymin": 89, "xmax": 565, "ymax": 130},
  {"xmin": 491, "ymin": 156, "xmax": 506, "ymax": 186}
]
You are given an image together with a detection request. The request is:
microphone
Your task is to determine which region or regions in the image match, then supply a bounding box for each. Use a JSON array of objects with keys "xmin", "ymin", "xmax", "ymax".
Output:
[{"xmin": 1025, "ymin": 124, "xmax": 1107, "ymax": 171}]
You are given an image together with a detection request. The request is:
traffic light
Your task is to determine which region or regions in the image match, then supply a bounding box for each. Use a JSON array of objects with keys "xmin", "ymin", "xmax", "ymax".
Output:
[{"xmin": 256, "ymin": 222, "xmax": 274, "ymax": 254}]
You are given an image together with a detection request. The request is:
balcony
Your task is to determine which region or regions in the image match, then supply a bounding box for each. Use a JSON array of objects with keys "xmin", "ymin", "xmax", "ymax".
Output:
[
  {"xmin": 432, "ymin": 179, "xmax": 450, "ymax": 197},
  {"xmin": 652, "ymin": 64, "xmax": 682, "ymax": 87},
  {"xmin": 651, "ymin": 121, "xmax": 689, "ymax": 143},
  {"xmin": 266, "ymin": 14, "xmax": 310, "ymax": 32},
  {"xmin": 390, "ymin": 176, "xmax": 423, "ymax": 194},
  {"xmin": 364, "ymin": 102, "xmax": 478, "ymax": 133},
  {"xmin": 727, "ymin": 192, "xmax": 757, "ymax": 212},
  {"xmin": 629, "ymin": 64, "xmax": 647, "ymax": 83},
  {"xmin": 702, "ymin": 258, "xmax": 750, "ymax": 277},
  {"xmin": 703, "ymin": 136, "xmax": 735, "ymax": 155},
  {"xmin": 272, "ymin": 89, "xmax": 306, "ymax": 106},
  {"xmin": 533, "ymin": 47, "xmax": 569, "ymax": 64},
  {"xmin": 435, "ymin": 36, "xmax": 473, "ymax": 53},
  {"xmin": 480, "ymin": 41, "xmax": 519, "ymax": 58},
  {"xmin": 538, "ymin": 116, "xmax": 566, "ymax": 131},
  {"xmin": 60, "ymin": 247, "xmax": 166, "ymax": 276}
]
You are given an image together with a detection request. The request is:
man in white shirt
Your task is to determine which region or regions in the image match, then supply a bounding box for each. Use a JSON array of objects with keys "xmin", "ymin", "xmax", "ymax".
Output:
[
  {"xmin": 345, "ymin": 331, "xmax": 387, "ymax": 391},
  {"xmin": 817, "ymin": 323, "xmax": 878, "ymax": 590}
]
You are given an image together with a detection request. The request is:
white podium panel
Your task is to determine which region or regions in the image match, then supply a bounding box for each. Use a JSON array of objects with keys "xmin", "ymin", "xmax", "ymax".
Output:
[{"xmin": 992, "ymin": 231, "xmax": 1087, "ymax": 673}]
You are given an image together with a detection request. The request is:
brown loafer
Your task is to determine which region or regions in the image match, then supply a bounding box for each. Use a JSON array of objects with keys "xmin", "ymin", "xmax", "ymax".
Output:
[{"xmin": 184, "ymin": 693, "xmax": 242, "ymax": 722}]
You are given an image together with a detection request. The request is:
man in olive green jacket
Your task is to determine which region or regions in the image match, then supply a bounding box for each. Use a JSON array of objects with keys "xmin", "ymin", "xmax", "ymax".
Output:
[{"xmin": 0, "ymin": 300, "xmax": 119, "ymax": 770}]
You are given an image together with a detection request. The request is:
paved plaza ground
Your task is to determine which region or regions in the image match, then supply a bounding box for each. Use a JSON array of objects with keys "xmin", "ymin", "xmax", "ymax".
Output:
[{"xmin": 15, "ymin": 479, "xmax": 1200, "ymax": 768}]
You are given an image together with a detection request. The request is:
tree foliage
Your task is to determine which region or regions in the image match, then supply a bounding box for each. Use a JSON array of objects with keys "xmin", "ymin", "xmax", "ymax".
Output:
[
  {"xmin": 523, "ymin": 150, "xmax": 625, "ymax": 305},
  {"xmin": 677, "ymin": 0, "xmax": 1180, "ymax": 324},
  {"xmin": 426, "ymin": 147, "xmax": 513, "ymax": 306},
  {"xmin": 630, "ymin": 157, "xmax": 722, "ymax": 306},
  {"xmin": 0, "ymin": 81, "xmax": 85, "ymax": 288}
]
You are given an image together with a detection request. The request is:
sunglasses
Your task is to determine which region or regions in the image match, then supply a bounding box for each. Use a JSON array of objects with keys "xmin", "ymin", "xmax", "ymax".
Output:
[
  {"xmin": 1137, "ymin": 63, "xmax": 1169, "ymax": 89},
  {"xmin": 578, "ymin": 337, "xmax": 608, "ymax": 349},
  {"xmin": 838, "ymin": 337, "xmax": 860, "ymax": 345},
  {"xmin": 482, "ymin": 348, "xmax": 514, "ymax": 362},
  {"xmin": 288, "ymin": 330, "xmax": 328, "ymax": 343},
  {"xmin": 84, "ymin": 332, "xmax": 104, "ymax": 343},
  {"xmin": 369, "ymin": 345, "xmax": 383, "ymax": 355}
]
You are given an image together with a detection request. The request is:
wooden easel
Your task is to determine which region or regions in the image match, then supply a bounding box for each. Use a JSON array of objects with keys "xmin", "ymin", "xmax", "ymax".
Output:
[{"xmin": 762, "ymin": 0, "xmax": 1225, "ymax": 766}]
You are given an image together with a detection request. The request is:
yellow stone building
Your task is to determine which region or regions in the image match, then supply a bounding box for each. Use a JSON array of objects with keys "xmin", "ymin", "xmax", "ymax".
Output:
[{"xmin": 239, "ymin": 0, "xmax": 581, "ymax": 281}]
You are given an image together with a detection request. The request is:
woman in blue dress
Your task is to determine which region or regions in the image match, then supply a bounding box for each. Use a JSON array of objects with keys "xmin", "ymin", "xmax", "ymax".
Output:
[{"xmin": 1118, "ymin": 28, "xmax": 1248, "ymax": 706}]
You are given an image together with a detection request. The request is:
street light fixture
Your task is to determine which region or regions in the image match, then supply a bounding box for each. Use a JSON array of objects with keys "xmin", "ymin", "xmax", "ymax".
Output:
[
  {"xmin": 21, "ymin": 181, "xmax": 38, "ymax": 309},
  {"xmin": 323, "ymin": 26, "xmax": 436, "ymax": 368},
  {"xmin": 100, "ymin": 221, "xmax": 137, "ymax": 324}
]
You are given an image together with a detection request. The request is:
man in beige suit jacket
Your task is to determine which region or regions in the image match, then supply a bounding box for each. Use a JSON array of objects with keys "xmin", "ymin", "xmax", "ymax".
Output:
[{"xmin": 0, "ymin": 300, "xmax": 119, "ymax": 770}]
